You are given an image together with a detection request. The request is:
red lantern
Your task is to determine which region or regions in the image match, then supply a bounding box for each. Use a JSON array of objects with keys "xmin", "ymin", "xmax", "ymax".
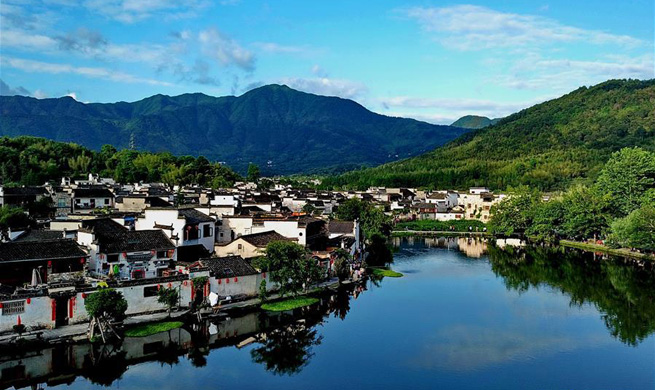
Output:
[
  {"xmin": 234, "ymin": 277, "xmax": 238, "ymax": 282},
  {"xmin": 218, "ymin": 279, "xmax": 222, "ymax": 284},
  {"xmin": 47, "ymin": 261, "xmax": 52, "ymax": 267},
  {"xmin": 168, "ymin": 283, "xmax": 172, "ymax": 288},
  {"xmin": 226, "ymin": 278, "xmax": 230, "ymax": 284},
  {"xmin": 17, "ymin": 315, "xmax": 21, "ymax": 325},
  {"xmin": 82, "ymin": 293, "xmax": 87, "ymax": 299},
  {"xmin": 122, "ymin": 252, "xmax": 127, "ymax": 258},
  {"xmin": 80, "ymin": 257, "xmax": 86, "ymax": 264},
  {"xmin": 157, "ymin": 284, "xmax": 161, "ymax": 290},
  {"xmin": 26, "ymin": 298, "xmax": 31, "ymax": 304},
  {"xmin": 183, "ymin": 281, "xmax": 188, "ymax": 286},
  {"xmin": 0, "ymin": 302, "xmax": 3, "ymax": 309}
]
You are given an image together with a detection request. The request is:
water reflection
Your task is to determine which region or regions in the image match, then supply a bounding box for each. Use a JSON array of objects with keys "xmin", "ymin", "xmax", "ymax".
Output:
[
  {"xmin": 488, "ymin": 244, "xmax": 655, "ymax": 346},
  {"xmin": 392, "ymin": 235, "xmax": 489, "ymax": 258},
  {"xmin": 0, "ymin": 287, "xmax": 359, "ymax": 389}
]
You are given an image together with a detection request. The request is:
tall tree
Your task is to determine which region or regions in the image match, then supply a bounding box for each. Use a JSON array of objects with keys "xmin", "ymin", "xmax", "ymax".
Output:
[{"xmin": 595, "ymin": 147, "xmax": 655, "ymax": 217}]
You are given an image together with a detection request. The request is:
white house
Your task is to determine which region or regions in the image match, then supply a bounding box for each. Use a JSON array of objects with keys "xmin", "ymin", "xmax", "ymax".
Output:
[{"xmin": 136, "ymin": 207, "xmax": 216, "ymax": 252}]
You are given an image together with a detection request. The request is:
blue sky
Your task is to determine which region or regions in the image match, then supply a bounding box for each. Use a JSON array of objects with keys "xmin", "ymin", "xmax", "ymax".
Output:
[{"xmin": 1, "ymin": 0, "xmax": 653, "ymax": 124}]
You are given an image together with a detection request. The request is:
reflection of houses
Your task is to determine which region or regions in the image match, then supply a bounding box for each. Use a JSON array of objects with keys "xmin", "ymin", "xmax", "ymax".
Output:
[
  {"xmin": 0, "ymin": 239, "xmax": 87, "ymax": 285},
  {"xmin": 136, "ymin": 207, "xmax": 216, "ymax": 252},
  {"xmin": 72, "ymin": 187, "xmax": 115, "ymax": 214},
  {"xmin": 77, "ymin": 219, "xmax": 177, "ymax": 280},
  {"xmin": 215, "ymin": 231, "xmax": 291, "ymax": 258}
]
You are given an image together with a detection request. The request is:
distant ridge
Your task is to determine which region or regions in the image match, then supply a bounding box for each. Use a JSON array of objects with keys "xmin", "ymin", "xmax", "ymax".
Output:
[
  {"xmin": 0, "ymin": 85, "xmax": 470, "ymax": 174},
  {"xmin": 451, "ymin": 115, "xmax": 500, "ymax": 129}
]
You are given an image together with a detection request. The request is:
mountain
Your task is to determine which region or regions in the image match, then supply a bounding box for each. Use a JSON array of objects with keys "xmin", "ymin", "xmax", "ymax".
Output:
[
  {"xmin": 0, "ymin": 85, "xmax": 470, "ymax": 175},
  {"xmin": 451, "ymin": 115, "xmax": 500, "ymax": 129},
  {"xmin": 325, "ymin": 79, "xmax": 655, "ymax": 191}
]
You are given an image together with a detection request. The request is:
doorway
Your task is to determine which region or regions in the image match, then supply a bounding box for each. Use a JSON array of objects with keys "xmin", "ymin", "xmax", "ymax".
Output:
[{"xmin": 54, "ymin": 296, "xmax": 69, "ymax": 327}]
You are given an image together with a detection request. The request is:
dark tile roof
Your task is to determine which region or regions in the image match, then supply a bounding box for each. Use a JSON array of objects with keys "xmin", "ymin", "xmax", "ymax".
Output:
[
  {"xmin": 13, "ymin": 230, "xmax": 65, "ymax": 242},
  {"xmin": 177, "ymin": 244, "xmax": 212, "ymax": 263},
  {"xmin": 239, "ymin": 230, "xmax": 291, "ymax": 247},
  {"xmin": 178, "ymin": 208, "xmax": 214, "ymax": 224},
  {"xmin": 329, "ymin": 221, "xmax": 354, "ymax": 235},
  {"xmin": 101, "ymin": 230, "xmax": 175, "ymax": 253},
  {"xmin": 147, "ymin": 196, "xmax": 172, "ymax": 208},
  {"xmin": 80, "ymin": 218, "xmax": 127, "ymax": 236},
  {"xmin": 1, "ymin": 186, "xmax": 47, "ymax": 196},
  {"xmin": 74, "ymin": 188, "xmax": 114, "ymax": 198},
  {"xmin": 0, "ymin": 239, "xmax": 87, "ymax": 262},
  {"xmin": 200, "ymin": 256, "xmax": 258, "ymax": 278}
]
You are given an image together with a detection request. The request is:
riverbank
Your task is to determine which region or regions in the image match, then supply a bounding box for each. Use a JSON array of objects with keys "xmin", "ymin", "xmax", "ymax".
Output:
[
  {"xmin": 0, "ymin": 277, "xmax": 343, "ymax": 348},
  {"xmin": 392, "ymin": 230, "xmax": 491, "ymax": 237},
  {"xmin": 559, "ymin": 240, "xmax": 654, "ymax": 261}
]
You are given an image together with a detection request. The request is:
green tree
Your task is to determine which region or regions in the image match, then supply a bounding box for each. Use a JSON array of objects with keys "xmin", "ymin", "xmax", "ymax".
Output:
[
  {"xmin": 595, "ymin": 147, "xmax": 655, "ymax": 217},
  {"xmin": 157, "ymin": 287, "xmax": 179, "ymax": 314},
  {"xmin": 489, "ymin": 186, "xmax": 541, "ymax": 236},
  {"xmin": 0, "ymin": 205, "xmax": 33, "ymax": 230},
  {"xmin": 561, "ymin": 185, "xmax": 610, "ymax": 240},
  {"xmin": 85, "ymin": 288, "xmax": 128, "ymax": 322},
  {"xmin": 302, "ymin": 203, "xmax": 317, "ymax": 215},
  {"xmin": 260, "ymin": 241, "xmax": 323, "ymax": 297},
  {"xmin": 611, "ymin": 206, "xmax": 655, "ymax": 251},
  {"xmin": 332, "ymin": 249, "xmax": 351, "ymax": 282},
  {"xmin": 526, "ymin": 198, "xmax": 565, "ymax": 242},
  {"xmin": 247, "ymin": 163, "xmax": 261, "ymax": 182}
]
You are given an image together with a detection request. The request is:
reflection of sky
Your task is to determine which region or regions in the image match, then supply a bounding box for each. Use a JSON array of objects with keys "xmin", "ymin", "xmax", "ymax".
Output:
[{"xmin": 62, "ymin": 240, "xmax": 654, "ymax": 390}]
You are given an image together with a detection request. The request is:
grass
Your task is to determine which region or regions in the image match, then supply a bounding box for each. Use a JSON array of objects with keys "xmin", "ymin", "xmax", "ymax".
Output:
[
  {"xmin": 124, "ymin": 321, "xmax": 184, "ymax": 337},
  {"xmin": 560, "ymin": 240, "xmax": 654, "ymax": 261},
  {"xmin": 261, "ymin": 297, "xmax": 319, "ymax": 312},
  {"xmin": 369, "ymin": 268, "xmax": 404, "ymax": 277}
]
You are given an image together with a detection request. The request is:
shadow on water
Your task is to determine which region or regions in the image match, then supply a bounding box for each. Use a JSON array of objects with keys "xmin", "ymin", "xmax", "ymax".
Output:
[{"xmin": 0, "ymin": 285, "xmax": 361, "ymax": 389}]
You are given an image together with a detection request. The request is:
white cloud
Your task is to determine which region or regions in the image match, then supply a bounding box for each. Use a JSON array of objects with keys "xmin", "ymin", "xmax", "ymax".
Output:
[
  {"xmin": 404, "ymin": 5, "xmax": 642, "ymax": 51},
  {"xmin": 278, "ymin": 77, "xmax": 368, "ymax": 99},
  {"xmin": 199, "ymin": 28, "xmax": 255, "ymax": 71},
  {"xmin": 2, "ymin": 56, "xmax": 174, "ymax": 86},
  {"xmin": 380, "ymin": 95, "xmax": 551, "ymax": 121},
  {"xmin": 80, "ymin": 0, "xmax": 211, "ymax": 23},
  {"xmin": 499, "ymin": 53, "xmax": 655, "ymax": 90}
]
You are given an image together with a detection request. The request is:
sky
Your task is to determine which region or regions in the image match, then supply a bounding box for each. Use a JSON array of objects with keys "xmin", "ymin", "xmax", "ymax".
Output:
[{"xmin": 1, "ymin": 0, "xmax": 653, "ymax": 124}]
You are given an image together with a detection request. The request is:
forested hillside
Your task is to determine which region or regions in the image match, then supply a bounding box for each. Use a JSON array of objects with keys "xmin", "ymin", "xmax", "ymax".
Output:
[
  {"xmin": 0, "ymin": 85, "xmax": 469, "ymax": 175},
  {"xmin": 324, "ymin": 79, "xmax": 655, "ymax": 191}
]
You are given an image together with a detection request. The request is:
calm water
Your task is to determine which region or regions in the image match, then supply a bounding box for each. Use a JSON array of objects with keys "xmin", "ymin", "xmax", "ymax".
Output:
[{"xmin": 3, "ymin": 237, "xmax": 655, "ymax": 389}]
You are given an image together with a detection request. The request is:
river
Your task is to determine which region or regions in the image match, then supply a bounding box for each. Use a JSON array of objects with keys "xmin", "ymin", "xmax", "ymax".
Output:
[{"xmin": 2, "ymin": 237, "xmax": 654, "ymax": 389}]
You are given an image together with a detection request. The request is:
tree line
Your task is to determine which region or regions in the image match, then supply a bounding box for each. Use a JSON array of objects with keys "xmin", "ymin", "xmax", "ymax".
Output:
[
  {"xmin": 0, "ymin": 136, "xmax": 242, "ymax": 188},
  {"xmin": 489, "ymin": 147, "xmax": 655, "ymax": 251}
]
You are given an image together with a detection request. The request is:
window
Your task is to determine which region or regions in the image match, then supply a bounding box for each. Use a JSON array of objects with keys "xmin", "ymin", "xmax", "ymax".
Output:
[
  {"xmin": 238, "ymin": 244, "xmax": 243, "ymax": 250},
  {"xmin": 2, "ymin": 300, "xmax": 25, "ymax": 316},
  {"xmin": 144, "ymin": 286, "xmax": 159, "ymax": 297},
  {"xmin": 185, "ymin": 225, "xmax": 199, "ymax": 240},
  {"xmin": 203, "ymin": 224, "xmax": 213, "ymax": 237},
  {"xmin": 104, "ymin": 198, "xmax": 110, "ymax": 205},
  {"xmin": 57, "ymin": 198, "xmax": 67, "ymax": 207},
  {"xmin": 107, "ymin": 254, "xmax": 119, "ymax": 263},
  {"xmin": 157, "ymin": 250, "xmax": 167, "ymax": 258}
]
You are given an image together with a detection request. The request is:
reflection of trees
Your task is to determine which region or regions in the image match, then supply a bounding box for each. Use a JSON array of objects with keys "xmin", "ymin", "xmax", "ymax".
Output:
[
  {"xmin": 488, "ymin": 244, "xmax": 655, "ymax": 346},
  {"xmin": 250, "ymin": 321, "xmax": 323, "ymax": 376},
  {"xmin": 81, "ymin": 344, "xmax": 128, "ymax": 386},
  {"xmin": 329, "ymin": 287, "xmax": 351, "ymax": 320}
]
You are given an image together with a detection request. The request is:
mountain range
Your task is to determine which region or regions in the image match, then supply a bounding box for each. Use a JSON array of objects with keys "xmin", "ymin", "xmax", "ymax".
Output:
[
  {"xmin": 324, "ymin": 79, "xmax": 655, "ymax": 191},
  {"xmin": 0, "ymin": 85, "xmax": 470, "ymax": 175}
]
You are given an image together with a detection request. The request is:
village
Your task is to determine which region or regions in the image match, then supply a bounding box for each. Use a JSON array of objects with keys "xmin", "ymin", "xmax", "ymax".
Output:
[{"xmin": 0, "ymin": 175, "xmax": 505, "ymax": 334}]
